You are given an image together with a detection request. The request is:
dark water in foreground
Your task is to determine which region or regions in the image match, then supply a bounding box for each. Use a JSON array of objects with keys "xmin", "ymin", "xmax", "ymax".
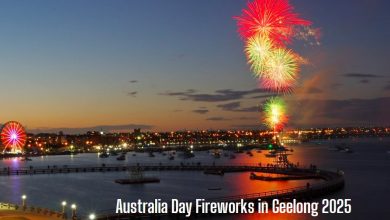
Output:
[{"xmin": 0, "ymin": 137, "xmax": 389, "ymax": 219}]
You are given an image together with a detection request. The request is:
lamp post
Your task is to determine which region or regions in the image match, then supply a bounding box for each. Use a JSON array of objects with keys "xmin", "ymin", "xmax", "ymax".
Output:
[
  {"xmin": 21, "ymin": 195, "xmax": 27, "ymax": 208},
  {"xmin": 61, "ymin": 201, "xmax": 67, "ymax": 213},
  {"xmin": 61, "ymin": 201, "xmax": 68, "ymax": 219},
  {"xmin": 89, "ymin": 213, "xmax": 96, "ymax": 220},
  {"xmin": 71, "ymin": 204, "xmax": 77, "ymax": 220}
]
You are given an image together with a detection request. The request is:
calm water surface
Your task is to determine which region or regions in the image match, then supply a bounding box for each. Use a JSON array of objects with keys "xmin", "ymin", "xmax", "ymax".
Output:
[{"xmin": 0, "ymin": 137, "xmax": 388, "ymax": 219}]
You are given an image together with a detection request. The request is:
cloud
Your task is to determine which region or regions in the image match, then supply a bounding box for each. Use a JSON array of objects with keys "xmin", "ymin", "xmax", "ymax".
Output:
[
  {"xmin": 161, "ymin": 89, "xmax": 197, "ymax": 97},
  {"xmin": 250, "ymin": 94, "xmax": 277, "ymax": 99},
  {"xmin": 329, "ymin": 83, "xmax": 343, "ymax": 89},
  {"xmin": 205, "ymin": 116, "xmax": 257, "ymax": 122},
  {"xmin": 192, "ymin": 109, "xmax": 209, "ymax": 114},
  {"xmin": 160, "ymin": 88, "xmax": 268, "ymax": 102},
  {"xmin": 360, "ymin": 79, "xmax": 370, "ymax": 84},
  {"xmin": 237, "ymin": 116, "xmax": 257, "ymax": 120},
  {"xmin": 288, "ymin": 97, "xmax": 390, "ymax": 127},
  {"xmin": 128, "ymin": 91, "xmax": 138, "ymax": 97},
  {"xmin": 217, "ymin": 102, "xmax": 240, "ymax": 110},
  {"xmin": 217, "ymin": 102, "xmax": 259, "ymax": 112},
  {"xmin": 206, "ymin": 117, "xmax": 230, "ymax": 121},
  {"xmin": 176, "ymin": 54, "xmax": 185, "ymax": 59},
  {"xmin": 296, "ymin": 86, "xmax": 323, "ymax": 95},
  {"xmin": 129, "ymin": 80, "xmax": 138, "ymax": 83},
  {"xmin": 384, "ymin": 84, "xmax": 390, "ymax": 91},
  {"xmin": 27, "ymin": 124, "xmax": 154, "ymax": 135},
  {"xmin": 306, "ymin": 87, "xmax": 323, "ymax": 94},
  {"xmin": 343, "ymin": 73, "xmax": 383, "ymax": 78},
  {"xmin": 231, "ymin": 124, "xmax": 263, "ymax": 129}
]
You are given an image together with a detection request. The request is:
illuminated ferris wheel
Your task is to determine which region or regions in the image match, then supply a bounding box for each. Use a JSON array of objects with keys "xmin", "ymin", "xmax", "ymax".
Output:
[{"xmin": 1, "ymin": 121, "xmax": 27, "ymax": 153}]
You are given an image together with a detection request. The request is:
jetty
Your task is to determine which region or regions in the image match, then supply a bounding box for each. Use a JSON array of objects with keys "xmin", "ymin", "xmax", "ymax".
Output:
[
  {"xmin": 93, "ymin": 165, "xmax": 344, "ymax": 219},
  {"xmin": 0, "ymin": 163, "xmax": 345, "ymax": 219}
]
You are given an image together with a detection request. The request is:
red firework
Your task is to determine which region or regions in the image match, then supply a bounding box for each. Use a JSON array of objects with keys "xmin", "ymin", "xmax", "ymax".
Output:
[
  {"xmin": 1, "ymin": 121, "xmax": 27, "ymax": 153},
  {"xmin": 234, "ymin": 0, "xmax": 311, "ymax": 44}
]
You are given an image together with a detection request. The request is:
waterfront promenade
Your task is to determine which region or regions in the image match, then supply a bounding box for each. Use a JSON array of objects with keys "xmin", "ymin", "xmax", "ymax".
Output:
[{"xmin": 0, "ymin": 203, "xmax": 63, "ymax": 220}]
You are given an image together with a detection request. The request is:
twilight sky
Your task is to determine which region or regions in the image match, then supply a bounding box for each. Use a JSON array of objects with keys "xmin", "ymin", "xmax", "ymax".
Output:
[{"xmin": 0, "ymin": 0, "xmax": 389, "ymax": 133}]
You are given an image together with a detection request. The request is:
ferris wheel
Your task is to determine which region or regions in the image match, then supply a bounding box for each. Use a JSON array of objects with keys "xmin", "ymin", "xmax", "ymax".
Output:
[{"xmin": 1, "ymin": 121, "xmax": 27, "ymax": 153}]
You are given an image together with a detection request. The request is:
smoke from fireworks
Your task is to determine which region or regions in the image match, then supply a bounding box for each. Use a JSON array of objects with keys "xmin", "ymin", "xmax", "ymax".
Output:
[{"xmin": 263, "ymin": 97, "xmax": 288, "ymax": 131}]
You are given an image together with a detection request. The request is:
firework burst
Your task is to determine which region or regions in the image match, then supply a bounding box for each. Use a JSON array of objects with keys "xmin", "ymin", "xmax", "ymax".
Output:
[
  {"xmin": 245, "ymin": 34, "xmax": 275, "ymax": 75},
  {"xmin": 234, "ymin": 0, "xmax": 318, "ymax": 130},
  {"xmin": 260, "ymin": 48, "xmax": 300, "ymax": 92},
  {"xmin": 234, "ymin": 0, "xmax": 311, "ymax": 45},
  {"xmin": 235, "ymin": 0, "xmax": 316, "ymax": 93},
  {"xmin": 263, "ymin": 97, "xmax": 288, "ymax": 131}
]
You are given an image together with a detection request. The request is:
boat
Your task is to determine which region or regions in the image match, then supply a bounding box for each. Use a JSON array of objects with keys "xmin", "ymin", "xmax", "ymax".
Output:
[
  {"xmin": 211, "ymin": 151, "xmax": 221, "ymax": 159},
  {"xmin": 116, "ymin": 154, "xmax": 126, "ymax": 161},
  {"xmin": 250, "ymin": 172, "xmax": 321, "ymax": 181},
  {"xmin": 204, "ymin": 170, "xmax": 224, "ymax": 176},
  {"xmin": 99, "ymin": 152, "xmax": 109, "ymax": 158},
  {"xmin": 149, "ymin": 152, "xmax": 155, "ymax": 157},
  {"xmin": 334, "ymin": 144, "xmax": 354, "ymax": 153},
  {"xmin": 343, "ymin": 147, "xmax": 354, "ymax": 153},
  {"xmin": 334, "ymin": 143, "xmax": 347, "ymax": 151},
  {"xmin": 115, "ymin": 177, "xmax": 160, "ymax": 184},
  {"xmin": 110, "ymin": 151, "xmax": 118, "ymax": 156},
  {"xmin": 208, "ymin": 187, "xmax": 222, "ymax": 191},
  {"xmin": 265, "ymin": 150, "xmax": 277, "ymax": 158},
  {"xmin": 21, "ymin": 157, "xmax": 32, "ymax": 161},
  {"xmin": 180, "ymin": 151, "xmax": 194, "ymax": 159},
  {"xmin": 168, "ymin": 155, "xmax": 175, "ymax": 160},
  {"xmin": 235, "ymin": 149, "xmax": 244, "ymax": 153}
]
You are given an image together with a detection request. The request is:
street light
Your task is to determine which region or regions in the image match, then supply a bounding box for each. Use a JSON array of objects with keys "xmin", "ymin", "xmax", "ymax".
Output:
[
  {"xmin": 61, "ymin": 201, "xmax": 67, "ymax": 213},
  {"xmin": 89, "ymin": 213, "xmax": 96, "ymax": 220},
  {"xmin": 21, "ymin": 195, "xmax": 27, "ymax": 207},
  {"xmin": 71, "ymin": 204, "xmax": 77, "ymax": 219}
]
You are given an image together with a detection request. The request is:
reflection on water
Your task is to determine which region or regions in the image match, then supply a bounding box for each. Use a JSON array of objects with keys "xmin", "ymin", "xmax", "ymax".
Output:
[{"xmin": 0, "ymin": 137, "xmax": 389, "ymax": 220}]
